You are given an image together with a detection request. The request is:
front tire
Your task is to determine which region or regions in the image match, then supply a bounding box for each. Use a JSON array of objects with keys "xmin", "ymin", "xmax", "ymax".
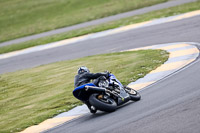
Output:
[
  {"xmin": 125, "ymin": 86, "xmax": 141, "ymax": 101},
  {"xmin": 89, "ymin": 93, "xmax": 117, "ymax": 112}
]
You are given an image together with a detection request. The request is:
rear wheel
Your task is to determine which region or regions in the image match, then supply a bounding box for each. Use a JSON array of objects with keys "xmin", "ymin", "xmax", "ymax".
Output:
[
  {"xmin": 125, "ymin": 86, "xmax": 141, "ymax": 101},
  {"xmin": 89, "ymin": 93, "xmax": 117, "ymax": 112}
]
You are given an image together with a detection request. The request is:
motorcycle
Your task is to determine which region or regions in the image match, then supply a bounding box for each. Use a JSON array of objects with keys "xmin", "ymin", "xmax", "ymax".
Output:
[{"xmin": 73, "ymin": 73, "xmax": 141, "ymax": 113}]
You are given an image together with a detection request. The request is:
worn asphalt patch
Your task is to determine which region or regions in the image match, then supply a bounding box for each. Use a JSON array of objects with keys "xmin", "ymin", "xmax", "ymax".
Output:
[{"xmin": 20, "ymin": 42, "xmax": 200, "ymax": 133}]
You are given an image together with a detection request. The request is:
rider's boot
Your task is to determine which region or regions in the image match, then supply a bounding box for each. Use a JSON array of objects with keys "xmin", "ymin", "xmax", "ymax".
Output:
[{"xmin": 85, "ymin": 101, "xmax": 97, "ymax": 114}]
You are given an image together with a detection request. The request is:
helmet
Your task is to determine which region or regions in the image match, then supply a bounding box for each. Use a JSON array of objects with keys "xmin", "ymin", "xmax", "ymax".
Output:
[{"xmin": 77, "ymin": 66, "xmax": 90, "ymax": 74}]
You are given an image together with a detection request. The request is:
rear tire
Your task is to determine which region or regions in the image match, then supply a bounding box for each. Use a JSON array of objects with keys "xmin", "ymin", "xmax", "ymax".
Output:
[
  {"xmin": 125, "ymin": 86, "xmax": 141, "ymax": 101},
  {"xmin": 89, "ymin": 93, "xmax": 117, "ymax": 112}
]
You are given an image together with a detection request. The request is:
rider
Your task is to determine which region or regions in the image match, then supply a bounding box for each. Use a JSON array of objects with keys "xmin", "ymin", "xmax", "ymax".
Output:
[
  {"xmin": 74, "ymin": 66, "xmax": 109, "ymax": 88},
  {"xmin": 74, "ymin": 66, "xmax": 110, "ymax": 113}
]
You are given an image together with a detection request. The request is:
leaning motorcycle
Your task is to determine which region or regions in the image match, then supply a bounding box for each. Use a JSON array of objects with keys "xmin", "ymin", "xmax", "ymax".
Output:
[{"xmin": 73, "ymin": 73, "xmax": 141, "ymax": 113}]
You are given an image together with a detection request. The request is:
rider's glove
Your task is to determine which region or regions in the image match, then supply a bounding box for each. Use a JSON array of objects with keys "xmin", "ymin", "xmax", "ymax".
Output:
[{"xmin": 105, "ymin": 71, "xmax": 110, "ymax": 78}]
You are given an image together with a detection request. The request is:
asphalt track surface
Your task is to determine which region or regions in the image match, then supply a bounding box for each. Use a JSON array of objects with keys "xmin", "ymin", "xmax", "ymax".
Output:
[
  {"xmin": 39, "ymin": 16, "xmax": 200, "ymax": 132},
  {"xmin": 0, "ymin": 0, "xmax": 197, "ymax": 47},
  {"xmin": 1, "ymin": 15, "xmax": 200, "ymax": 74},
  {"xmin": 46, "ymin": 58, "xmax": 200, "ymax": 133},
  {"xmin": 1, "ymin": 14, "xmax": 200, "ymax": 133}
]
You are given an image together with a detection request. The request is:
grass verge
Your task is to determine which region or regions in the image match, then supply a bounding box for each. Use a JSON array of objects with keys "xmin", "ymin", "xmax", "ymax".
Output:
[
  {"xmin": 0, "ymin": 0, "xmax": 168, "ymax": 42},
  {"xmin": 0, "ymin": 49, "xmax": 169, "ymax": 132},
  {"xmin": 0, "ymin": 0, "xmax": 200, "ymax": 54}
]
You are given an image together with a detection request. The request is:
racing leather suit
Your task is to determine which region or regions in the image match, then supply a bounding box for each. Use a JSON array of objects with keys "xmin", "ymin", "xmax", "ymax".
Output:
[
  {"xmin": 74, "ymin": 72, "xmax": 109, "ymax": 113},
  {"xmin": 74, "ymin": 72, "xmax": 109, "ymax": 88}
]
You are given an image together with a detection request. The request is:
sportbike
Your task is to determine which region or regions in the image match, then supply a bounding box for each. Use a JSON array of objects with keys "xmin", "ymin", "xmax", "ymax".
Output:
[{"xmin": 73, "ymin": 73, "xmax": 141, "ymax": 113}]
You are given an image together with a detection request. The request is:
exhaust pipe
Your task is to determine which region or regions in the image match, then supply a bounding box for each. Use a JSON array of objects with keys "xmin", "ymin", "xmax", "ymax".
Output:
[{"xmin": 85, "ymin": 86, "xmax": 106, "ymax": 92}]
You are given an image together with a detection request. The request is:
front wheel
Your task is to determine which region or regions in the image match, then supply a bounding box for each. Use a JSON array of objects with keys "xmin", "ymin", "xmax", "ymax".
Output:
[
  {"xmin": 125, "ymin": 86, "xmax": 141, "ymax": 101},
  {"xmin": 89, "ymin": 93, "xmax": 117, "ymax": 112}
]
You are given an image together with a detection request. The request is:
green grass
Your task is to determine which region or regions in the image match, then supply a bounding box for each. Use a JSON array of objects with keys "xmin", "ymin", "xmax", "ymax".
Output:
[
  {"xmin": 0, "ymin": 0, "xmax": 168, "ymax": 43},
  {"xmin": 0, "ymin": 49, "xmax": 169, "ymax": 133},
  {"xmin": 0, "ymin": 0, "xmax": 200, "ymax": 54}
]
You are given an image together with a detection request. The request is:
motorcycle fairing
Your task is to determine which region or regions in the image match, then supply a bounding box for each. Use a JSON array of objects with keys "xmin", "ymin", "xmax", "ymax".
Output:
[
  {"xmin": 109, "ymin": 74, "xmax": 129, "ymax": 99},
  {"xmin": 73, "ymin": 83, "xmax": 95, "ymax": 101}
]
